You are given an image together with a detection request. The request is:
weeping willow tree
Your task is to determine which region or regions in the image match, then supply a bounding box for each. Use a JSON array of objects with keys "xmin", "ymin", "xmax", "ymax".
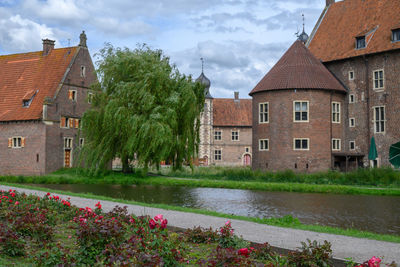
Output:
[{"xmin": 80, "ymin": 44, "xmax": 205, "ymax": 173}]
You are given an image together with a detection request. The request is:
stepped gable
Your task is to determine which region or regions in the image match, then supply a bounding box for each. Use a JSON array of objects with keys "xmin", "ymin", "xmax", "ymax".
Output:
[
  {"xmin": 0, "ymin": 47, "xmax": 79, "ymax": 121},
  {"xmin": 249, "ymin": 40, "xmax": 346, "ymax": 95},
  {"xmin": 213, "ymin": 98, "xmax": 252, "ymax": 127},
  {"xmin": 307, "ymin": 0, "xmax": 400, "ymax": 62}
]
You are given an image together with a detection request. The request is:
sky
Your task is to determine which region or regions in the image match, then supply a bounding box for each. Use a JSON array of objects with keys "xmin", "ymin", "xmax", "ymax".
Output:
[{"xmin": 0, "ymin": 0, "xmax": 326, "ymax": 98}]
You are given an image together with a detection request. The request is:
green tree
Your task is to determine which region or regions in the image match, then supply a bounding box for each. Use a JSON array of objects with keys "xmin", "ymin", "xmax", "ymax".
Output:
[{"xmin": 80, "ymin": 44, "xmax": 205, "ymax": 173}]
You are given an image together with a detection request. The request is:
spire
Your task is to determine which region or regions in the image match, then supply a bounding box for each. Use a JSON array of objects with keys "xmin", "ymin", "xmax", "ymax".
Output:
[
  {"xmin": 297, "ymin": 13, "xmax": 309, "ymax": 44},
  {"xmin": 195, "ymin": 58, "xmax": 213, "ymax": 99}
]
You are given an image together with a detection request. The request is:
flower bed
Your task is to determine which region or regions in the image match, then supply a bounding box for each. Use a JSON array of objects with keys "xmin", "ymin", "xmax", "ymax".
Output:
[{"xmin": 0, "ymin": 189, "xmax": 395, "ymax": 266}]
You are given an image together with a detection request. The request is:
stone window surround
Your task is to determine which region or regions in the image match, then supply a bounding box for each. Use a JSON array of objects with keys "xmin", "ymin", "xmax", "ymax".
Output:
[
  {"xmin": 332, "ymin": 138, "xmax": 341, "ymax": 151},
  {"xmin": 373, "ymin": 69, "xmax": 384, "ymax": 90},
  {"xmin": 349, "ymin": 117, "xmax": 355, "ymax": 127},
  {"xmin": 214, "ymin": 130, "xmax": 222, "ymax": 141},
  {"xmin": 349, "ymin": 140, "xmax": 355, "ymax": 150},
  {"xmin": 258, "ymin": 139, "xmax": 269, "ymax": 151},
  {"xmin": 332, "ymin": 102, "xmax": 341, "ymax": 123},
  {"xmin": 231, "ymin": 130, "xmax": 239, "ymax": 141},
  {"xmin": 10, "ymin": 136, "xmax": 23, "ymax": 148},
  {"xmin": 349, "ymin": 94, "xmax": 355, "ymax": 103},
  {"xmin": 349, "ymin": 71, "xmax": 355, "ymax": 80},
  {"xmin": 373, "ymin": 105, "xmax": 385, "ymax": 133},
  {"xmin": 64, "ymin": 137, "xmax": 73, "ymax": 149},
  {"xmin": 87, "ymin": 92, "xmax": 93, "ymax": 104},
  {"xmin": 259, "ymin": 102, "xmax": 269, "ymax": 124},
  {"xmin": 68, "ymin": 89, "xmax": 77, "ymax": 101},
  {"xmin": 293, "ymin": 101, "xmax": 309, "ymax": 122},
  {"xmin": 80, "ymin": 65, "xmax": 86, "ymax": 78},
  {"xmin": 214, "ymin": 149, "xmax": 222, "ymax": 161},
  {"xmin": 293, "ymin": 138, "xmax": 309, "ymax": 151}
]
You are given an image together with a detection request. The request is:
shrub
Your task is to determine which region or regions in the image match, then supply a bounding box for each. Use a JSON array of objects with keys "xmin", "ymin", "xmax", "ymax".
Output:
[
  {"xmin": 184, "ymin": 226, "xmax": 219, "ymax": 244},
  {"xmin": 287, "ymin": 239, "xmax": 332, "ymax": 267},
  {"xmin": 0, "ymin": 225, "xmax": 25, "ymax": 257}
]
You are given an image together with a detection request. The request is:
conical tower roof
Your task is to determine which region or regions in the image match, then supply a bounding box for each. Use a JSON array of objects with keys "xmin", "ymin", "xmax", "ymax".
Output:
[{"xmin": 249, "ymin": 40, "xmax": 346, "ymax": 96}]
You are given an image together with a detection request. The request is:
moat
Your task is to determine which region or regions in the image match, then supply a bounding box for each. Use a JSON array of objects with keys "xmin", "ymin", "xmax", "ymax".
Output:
[{"xmin": 32, "ymin": 184, "xmax": 400, "ymax": 235}]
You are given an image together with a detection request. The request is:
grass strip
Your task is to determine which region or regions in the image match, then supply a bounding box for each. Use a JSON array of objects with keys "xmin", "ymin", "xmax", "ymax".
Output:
[
  {"xmin": 2, "ymin": 182, "xmax": 399, "ymax": 244},
  {"xmin": 1, "ymin": 173, "xmax": 400, "ymax": 196}
]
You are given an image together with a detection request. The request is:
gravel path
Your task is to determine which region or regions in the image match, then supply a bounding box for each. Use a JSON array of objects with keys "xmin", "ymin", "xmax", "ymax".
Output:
[{"xmin": 1, "ymin": 184, "xmax": 399, "ymax": 264}]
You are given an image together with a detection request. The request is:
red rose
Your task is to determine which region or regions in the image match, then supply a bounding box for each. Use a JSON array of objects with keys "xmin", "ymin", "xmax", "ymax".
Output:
[
  {"xmin": 238, "ymin": 248, "xmax": 249, "ymax": 257},
  {"xmin": 149, "ymin": 219, "xmax": 157, "ymax": 229}
]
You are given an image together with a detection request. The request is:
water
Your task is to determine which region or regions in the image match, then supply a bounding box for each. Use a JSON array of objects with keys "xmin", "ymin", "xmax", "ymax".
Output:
[{"xmin": 31, "ymin": 184, "xmax": 400, "ymax": 235}]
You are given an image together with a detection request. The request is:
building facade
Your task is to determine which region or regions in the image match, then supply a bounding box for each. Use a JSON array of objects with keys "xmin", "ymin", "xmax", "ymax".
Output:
[
  {"xmin": 196, "ymin": 72, "xmax": 252, "ymax": 166},
  {"xmin": 0, "ymin": 32, "xmax": 96, "ymax": 175},
  {"xmin": 251, "ymin": 0, "xmax": 400, "ymax": 172}
]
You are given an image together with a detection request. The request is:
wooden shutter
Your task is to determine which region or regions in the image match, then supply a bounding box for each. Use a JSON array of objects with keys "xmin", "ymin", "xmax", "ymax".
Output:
[
  {"xmin": 68, "ymin": 90, "xmax": 72, "ymax": 100},
  {"xmin": 69, "ymin": 118, "xmax": 74, "ymax": 128},
  {"xmin": 8, "ymin": 138, "xmax": 12, "ymax": 148},
  {"xmin": 21, "ymin": 137, "xmax": 25, "ymax": 148},
  {"xmin": 60, "ymin": 117, "xmax": 66, "ymax": 128},
  {"xmin": 75, "ymin": 119, "xmax": 79, "ymax": 128}
]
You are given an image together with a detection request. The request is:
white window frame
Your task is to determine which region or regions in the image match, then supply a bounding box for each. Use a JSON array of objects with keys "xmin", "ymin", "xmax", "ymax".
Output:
[
  {"xmin": 231, "ymin": 131, "xmax": 239, "ymax": 141},
  {"xmin": 214, "ymin": 149, "xmax": 222, "ymax": 161},
  {"xmin": 349, "ymin": 141, "xmax": 355, "ymax": 150},
  {"xmin": 373, "ymin": 69, "xmax": 384, "ymax": 90},
  {"xmin": 293, "ymin": 101, "xmax": 309, "ymax": 122},
  {"xmin": 332, "ymin": 138, "xmax": 341, "ymax": 151},
  {"xmin": 12, "ymin": 137, "xmax": 22, "ymax": 148},
  {"xmin": 293, "ymin": 138, "xmax": 309, "ymax": 151},
  {"xmin": 373, "ymin": 106, "xmax": 385, "ymax": 133},
  {"xmin": 349, "ymin": 94, "xmax": 355, "ymax": 103},
  {"xmin": 69, "ymin": 89, "xmax": 77, "ymax": 101},
  {"xmin": 349, "ymin": 71, "xmax": 354, "ymax": 80},
  {"xmin": 64, "ymin": 137, "xmax": 73, "ymax": 149},
  {"xmin": 259, "ymin": 102, "xmax": 269, "ymax": 123},
  {"xmin": 81, "ymin": 65, "xmax": 86, "ymax": 78},
  {"xmin": 79, "ymin": 138, "xmax": 84, "ymax": 147},
  {"xmin": 87, "ymin": 92, "xmax": 93, "ymax": 104},
  {"xmin": 259, "ymin": 139, "xmax": 269, "ymax": 151},
  {"xmin": 349, "ymin": 118, "xmax": 355, "ymax": 127},
  {"xmin": 332, "ymin": 102, "xmax": 340, "ymax": 123},
  {"xmin": 214, "ymin": 130, "xmax": 222, "ymax": 141}
]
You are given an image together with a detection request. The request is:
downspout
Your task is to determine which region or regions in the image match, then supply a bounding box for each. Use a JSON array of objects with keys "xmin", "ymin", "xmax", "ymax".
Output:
[
  {"xmin": 330, "ymin": 91, "xmax": 333, "ymax": 169},
  {"xmin": 364, "ymin": 55, "xmax": 370, "ymax": 167}
]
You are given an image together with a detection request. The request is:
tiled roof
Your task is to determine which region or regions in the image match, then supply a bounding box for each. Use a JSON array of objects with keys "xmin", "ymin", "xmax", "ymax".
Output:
[
  {"xmin": 213, "ymin": 98, "xmax": 252, "ymax": 126},
  {"xmin": 307, "ymin": 0, "xmax": 400, "ymax": 62},
  {"xmin": 0, "ymin": 47, "xmax": 79, "ymax": 121},
  {"xmin": 249, "ymin": 40, "xmax": 346, "ymax": 95}
]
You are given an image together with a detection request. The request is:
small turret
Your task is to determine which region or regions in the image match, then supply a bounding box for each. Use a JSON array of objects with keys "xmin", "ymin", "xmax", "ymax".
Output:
[{"xmin": 195, "ymin": 58, "xmax": 213, "ymax": 99}]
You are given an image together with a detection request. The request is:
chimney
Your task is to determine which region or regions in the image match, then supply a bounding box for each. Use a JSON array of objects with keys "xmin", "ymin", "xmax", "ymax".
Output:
[
  {"xmin": 42, "ymin": 39, "xmax": 55, "ymax": 56},
  {"xmin": 234, "ymin": 91, "xmax": 239, "ymax": 103},
  {"xmin": 79, "ymin": 30, "xmax": 87, "ymax": 47},
  {"xmin": 326, "ymin": 0, "xmax": 335, "ymax": 6}
]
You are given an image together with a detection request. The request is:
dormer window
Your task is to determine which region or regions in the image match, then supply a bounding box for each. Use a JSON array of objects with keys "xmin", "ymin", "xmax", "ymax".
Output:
[
  {"xmin": 392, "ymin": 29, "xmax": 400, "ymax": 42},
  {"xmin": 356, "ymin": 36, "xmax": 366, "ymax": 49},
  {"xmin": 22, "ymin": 90, "xmax": 38, "ymax": 108}
]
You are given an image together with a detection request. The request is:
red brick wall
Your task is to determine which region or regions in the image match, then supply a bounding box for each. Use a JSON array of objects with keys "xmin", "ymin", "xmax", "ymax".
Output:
[
  {"xmin": 252, "ymin": 89, "xmax": 345, "ymax": 172},
  {"xmin": 325, "ymin": 50, "xmax": 400, "ymax": 167}
]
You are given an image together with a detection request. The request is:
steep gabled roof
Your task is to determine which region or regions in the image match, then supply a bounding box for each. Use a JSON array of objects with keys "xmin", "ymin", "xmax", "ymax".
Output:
[
  {"xmin": 307, "ymin": 0, "xmax": 400, "ymax": 62},
  {"xmin": 213, "ymin": 98, "xmax": 252, "ymax": 127},
  {"xmin": 0, "ymin": 47, "xmax": 79, "ymax": 121},
  {"xmin": 249, "ymin": 40, "xmax": 346, "ymax": 95}
]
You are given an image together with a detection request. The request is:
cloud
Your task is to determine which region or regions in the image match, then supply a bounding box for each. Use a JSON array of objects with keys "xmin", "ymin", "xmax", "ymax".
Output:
[{"xmin": 0, "ymin": 14, "xmax": 57, "ymax": 52}]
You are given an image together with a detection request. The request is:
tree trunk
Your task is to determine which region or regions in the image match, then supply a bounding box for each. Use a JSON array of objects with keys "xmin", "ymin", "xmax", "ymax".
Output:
[{"xmin": 122, "ymin": 157, "xmax": 131, "ymax": 173}]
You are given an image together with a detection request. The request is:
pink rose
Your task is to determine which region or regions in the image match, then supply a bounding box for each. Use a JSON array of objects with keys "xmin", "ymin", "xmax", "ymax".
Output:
[
  {"xmin": 161, "ymin": 219, "xmax": 168, "ymax": 229},
  {"xmin": 154, "ymin": 214, "xmax": 163, "ymax": 221}
]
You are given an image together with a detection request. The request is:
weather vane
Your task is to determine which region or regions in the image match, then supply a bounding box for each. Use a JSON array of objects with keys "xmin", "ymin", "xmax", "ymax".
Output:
[
  {"xmin": 200, "ymin": 57, "xmax": 204, "ymax": 73},
  {"xmin": 302, "ymin": 13, "xmax": 305, "ymax": 33}
]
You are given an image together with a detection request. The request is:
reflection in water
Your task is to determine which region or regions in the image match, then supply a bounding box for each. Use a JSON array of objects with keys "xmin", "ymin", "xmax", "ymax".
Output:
[{"xmin": 32, "ymin": 184, "xmax": 400, "ymax": 235}]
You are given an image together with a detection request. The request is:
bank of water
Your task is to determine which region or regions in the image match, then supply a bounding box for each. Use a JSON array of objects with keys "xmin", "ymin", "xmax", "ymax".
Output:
[{"xmin": 31, "ymin": 183, "xmax": 400, "ymax": 235}]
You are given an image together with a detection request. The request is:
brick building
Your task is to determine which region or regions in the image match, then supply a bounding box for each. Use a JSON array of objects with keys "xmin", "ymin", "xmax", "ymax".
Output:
[
  {"xmin": 196, "ymin": 71, "xmax": 252, "ymax": 166},
  {"xmin": 251, "ymin": 0, "xmax": 400, "ymax": 171},
  {"xmin": 0, "ymin": 32, "xmax": 96, "ymax": 175}
]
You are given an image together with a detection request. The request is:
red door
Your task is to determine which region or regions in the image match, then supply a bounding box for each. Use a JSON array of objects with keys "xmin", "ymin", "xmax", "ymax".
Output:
[
  {"xmin": 64, "ymin": 150, "xmax": 71, "ymax": 168},
  {"xmin": 244, "ymin": 154, "xmax": 251, "ymax": 166}
]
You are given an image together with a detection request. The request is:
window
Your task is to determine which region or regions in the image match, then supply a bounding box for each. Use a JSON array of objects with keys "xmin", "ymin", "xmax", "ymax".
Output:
[
  {"xmin": 349, "ymin": 118, "xmax": 355, "ymax": 127},
  {"xmin": 9, "ymin": 137, "xmax": 24, "ymax": 148},
  {"xmin": 68, "ymin": 90, "xmax": 77, "ymax": 101},
  {"xmin": 373, "ymin": 70, "xmax": 384, "ymax": 90},
  {"xmin": 332, "ymin": 139, "xmax": 341, "ymax": 151},
  {"xmin": 60, "ymin": 116, "xmax": 80, "ymax": 129},
  {"xmin": 259, "ymin": 102, "xmax": 269, "ymax": 123},
  {"xmin": 294, "ymin": 101, "xmax": 308, "ymax": 122},
  {"xmin": 332, "ymin": 102, "xmax": 340, "ymax": 123},
  {"xmin": 349, "ymin": 141, "xmax": 355, "ymax": 150},
  {"xmin": 88, "ymin": 92, "xmax": 93, "ymax": 104},
  {"xmin": 349, "ymin": 71, "xmax": 354, "ymax": 80},
  {"xmin": 259, "ymin": 139, "xmax": 269, "ymax": 151},
  {"xmin": 294, "ymin": 138, "xmax": 309, "ymax": 150},
  {"xmin": 231, "ymin": 131, "xmax": 239, "ymax": 141},
  {"xmin": 392, "ymin": 29, "xmax": 400, "ymax": 42},
  {"xmin": 245, "ymin": 147, "xmax": 250, "ymax": 153},
  {"xmin": 214, "ymin": 131, "xmax": 221, "ymax": 140},
  {"xmin": 373, "ymin": 106, "xmax": 385, "ymax": 133},
  {"xmin": 79, "ymin": 138, "xmax": 84, "ymax": 147},
  {"xmin": 356, "ymin": 36, "xmax": 366, "ymax": 49},
  {"xmin": 81, "ymin": 66, "xmax": 86, "ymax": 77},
  {"xmin": 214, "ymin": 149, "xmax": 221, "ymax": 161},
  {"xmin": 64, "ymin": 138, "xmax": 73, "ymax": 149},
  {"xmin": 349, "ymin": 94, "xmax": 355, "ymax": 103}
]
